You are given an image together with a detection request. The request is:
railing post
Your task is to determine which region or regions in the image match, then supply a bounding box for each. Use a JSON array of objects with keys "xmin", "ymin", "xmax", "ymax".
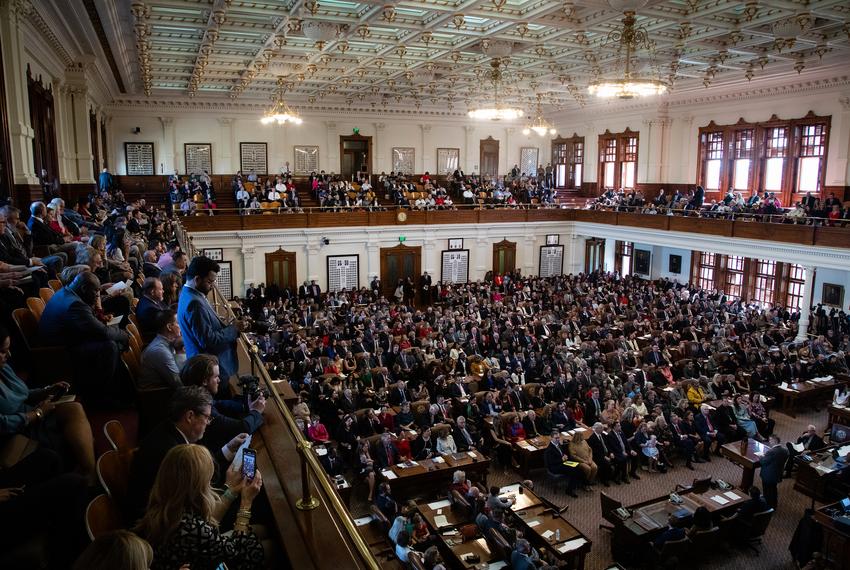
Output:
[{"xmin": 296, "ymin": 440, "xmax": 320, "ymax": 511}]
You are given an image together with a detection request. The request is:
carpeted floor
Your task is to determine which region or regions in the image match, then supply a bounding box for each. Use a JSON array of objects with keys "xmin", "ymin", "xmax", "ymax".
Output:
[{"xmin": 352, "ymin": 406, "xmax": 828, "ymax": 569}]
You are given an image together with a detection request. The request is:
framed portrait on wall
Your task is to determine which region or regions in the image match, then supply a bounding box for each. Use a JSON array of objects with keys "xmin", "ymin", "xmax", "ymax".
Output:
[
  {"xmin": 124, "ymin": 142, "xmax": 155, "ymax": 175},
  {"xmin": 437, "ymin": 148, "xmax": 459, "ymax": 175},
  {"xmin": 823, "ymin": 283, "xmax": 844, "ymax": 307},
  {"xmin": 294, "ymin": 145, "xmax": 319, "ymax": 174},
  {"xmin": 184, "ymin": 143, "xmax": 213, "ymax": 175},
  {"xmin": 392, "ymin": 147, "xmax": 415, "ymax": 174},
  {"xmin": 634, "ymin": 249, "xmax": 651, "ymax": 276},
  {"xmin": 240, "ymin": 142, "xmax": 268, "ymax": 175},
  {"xmin": 448, "ymin": 238, "xmax": 463, "ymax": 250},
  {"xmin": 669, "ymin": 254, "xmax": 682, "ymax": 274}
]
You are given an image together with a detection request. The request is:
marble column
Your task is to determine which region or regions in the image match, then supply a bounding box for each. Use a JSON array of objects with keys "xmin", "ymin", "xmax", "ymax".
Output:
[
  {"xmin": 326, "ymin": 121, "xmax": 338, "ymax": 174},
  {"xmin": 420, "ymin": 124, "xmax": 431, "ymax": 173},
  {"xmin": 374, "ymin": 122, "xmax": 385, "ymax": 173},
  {"xmin": 366, "ymin": 240, "xmax": 379, "ymax": 279},
  {"xmin": 465, "ymin": 125, "xmax": 476, "ymax": 173},
  {"xmin": 796, "ymin": 265, "xmax": 816, "ymax": 341},
  {"xmin": 160, "ymin": 117, "xmax": 176, "ymax": 175},
  {"xmin": 523, "ymin": 235, "xmax": 536, "ymax": 276},
  {"xmin": 241, "ymin": 245, "xmax": 256, "ymax": 290},
  {"xmin": 218, "ymin": 117, "xmax": 234, "ymax": 173}
]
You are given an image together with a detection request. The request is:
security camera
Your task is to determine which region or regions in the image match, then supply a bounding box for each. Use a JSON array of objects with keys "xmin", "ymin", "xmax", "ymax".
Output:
[
  {"xmin": 132, "ymin": 127, "xmax": 141, "ymax": 134},
  {"xmin": 321, "ymin": 237, "xmax": 330, "ymax": 246}
]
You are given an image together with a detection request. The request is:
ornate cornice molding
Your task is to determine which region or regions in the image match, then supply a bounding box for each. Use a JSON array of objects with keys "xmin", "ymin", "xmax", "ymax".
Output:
[{"xmin": 26, "ymin": 2, "xmax": 73, "ymax": 67}]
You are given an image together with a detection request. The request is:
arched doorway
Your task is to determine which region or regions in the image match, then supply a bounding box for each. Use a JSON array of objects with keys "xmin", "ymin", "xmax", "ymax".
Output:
[{"xmin": 492, "ymin": 239, "xmax": 516, "ymax": 276}]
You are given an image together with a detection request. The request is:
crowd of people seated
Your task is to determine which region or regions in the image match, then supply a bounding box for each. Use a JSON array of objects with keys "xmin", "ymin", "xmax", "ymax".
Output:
[
  {"xmin": 233, "ymin": 264, "xmax": 849, "ymax": 567},
  {"xmin": 0, "ymin": 182, "xmax": 279, "ymax": 568},
  {"xmin": 588, "ymin": 185, "xmax": 850, "ymax": 225},
  {"xmin": 231, "ymin": 168, "xmax": 302, "ymax": 215},
  {"xmin": 167, "ymin": 170, "xmax": 217, "ymax": 215},
  {"xmin": 378, "ymin": 171, "xmax": 456, "ymax": 211},
  {"xmin": 452, "ymin": 167, "xmax": 554, "ymax": 208}
]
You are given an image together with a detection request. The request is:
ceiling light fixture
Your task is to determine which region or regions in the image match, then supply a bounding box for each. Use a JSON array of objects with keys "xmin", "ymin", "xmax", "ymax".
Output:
[
  {"xmin": 522, "ymin": 94, "xmax": 557, "ymax": 137},
  {"xmin": 261, "ymin": 77, "xmax": 303, "ymax": 125},
  {"xmin": 467, "ymin": 59, "xmax": 524, "ymax": 121},
  {"xmin": 587, "ymin": 10, "xmax": 668, "ymax": 99}
]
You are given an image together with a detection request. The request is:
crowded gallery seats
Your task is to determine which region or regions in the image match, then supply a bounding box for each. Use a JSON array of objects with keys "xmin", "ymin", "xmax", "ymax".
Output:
[{"xmin": 1, "ymin": 1, "xmax": 850, "ymax": 569}]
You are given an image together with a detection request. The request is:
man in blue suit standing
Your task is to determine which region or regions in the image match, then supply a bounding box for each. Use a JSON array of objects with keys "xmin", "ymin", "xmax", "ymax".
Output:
[
  {"xmin": 759, "ymin": 434, "xmax": 789, "ymax": 509},
  {"xmin": 178, "ymin": 256, "xmax": 247, "ymax": 394}
]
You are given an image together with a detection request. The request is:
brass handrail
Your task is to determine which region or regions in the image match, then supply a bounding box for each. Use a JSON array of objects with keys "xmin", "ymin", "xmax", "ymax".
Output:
[{"xmin": 173, "ymin": 219, "xmax": 380, "ymax": 570}]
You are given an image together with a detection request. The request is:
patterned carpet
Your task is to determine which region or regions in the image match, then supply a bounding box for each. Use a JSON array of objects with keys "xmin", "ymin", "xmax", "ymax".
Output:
[{"xmin": 352, "ymin": 406, "xmax": 827, "ymax": 570}]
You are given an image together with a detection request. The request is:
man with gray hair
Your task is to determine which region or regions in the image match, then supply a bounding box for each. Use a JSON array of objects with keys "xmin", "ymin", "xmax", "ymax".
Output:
[
  {"xmin": 38, "ymin": 271, "xmax": 129, "ymax": 400},
  {"xmin": 587, "ymin": 422, "xmax": 614, "ymax": 486},
  {"xmin": 0, "ymin": 205, "xmax": 65, "ymax": 275},
  {"xmin": 27, "ymin": 201, "xmax": 77, "ymax": 263}
]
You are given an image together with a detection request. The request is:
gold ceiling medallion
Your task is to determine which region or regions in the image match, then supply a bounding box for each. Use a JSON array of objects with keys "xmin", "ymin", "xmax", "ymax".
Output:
[
  {"xmin": 382, "ymin": 4, "xmax": 396, "ymax": 23},
  {"xmin": 356, "ymin": 25, "xmax": 370, "ymax": 40},
  {"xmin": 452, "ymin": 13, "xmax": 465, "ymax": 30},
  {"xmin": 743, "ymin": 0, "xmax": 758, "ymax": 22},
  {"xmin": 516, "ymin": 22, "xmax": 529, "ymax": 38},
  {"xmin": 305, "ymin": 0, "xmax": 319, "ymax": 16},
  {"xmin": 491, "ymin": 0, "xmax": 507, "ymax": 12}
]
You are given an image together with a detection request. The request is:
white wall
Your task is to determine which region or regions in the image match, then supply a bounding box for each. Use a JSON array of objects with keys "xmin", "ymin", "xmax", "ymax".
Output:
[{"xmin": 812, "ymin": 267, "xmax": 850, "ymax": 309}]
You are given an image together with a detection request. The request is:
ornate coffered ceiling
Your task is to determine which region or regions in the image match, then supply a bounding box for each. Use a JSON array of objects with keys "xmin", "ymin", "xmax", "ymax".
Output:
[{"xmin": 84, "ymin": 0, "xmax": 850, "ymax": 113}]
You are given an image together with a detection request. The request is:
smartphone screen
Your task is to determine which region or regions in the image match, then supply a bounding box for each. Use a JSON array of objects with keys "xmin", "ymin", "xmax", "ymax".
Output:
[{"xmin": 242, "ymin": 448, "xmax": 256, "ymax": 480}]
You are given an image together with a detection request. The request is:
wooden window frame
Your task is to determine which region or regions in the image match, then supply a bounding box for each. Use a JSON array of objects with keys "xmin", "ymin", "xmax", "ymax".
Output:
[
  {"xmin": 552, "ymin": 133, "xmax": 584, "ymax": 190},
  {"xmin": 614, "ymin": 240, "xmax": 633, "ymax": 276},
  {"xmin": 598, "ymin": 128, "xmax": 638, "ymax": 192},
  {"xmin": 696, "ymin": 111, "xmax": 831, "ymax": 205}
]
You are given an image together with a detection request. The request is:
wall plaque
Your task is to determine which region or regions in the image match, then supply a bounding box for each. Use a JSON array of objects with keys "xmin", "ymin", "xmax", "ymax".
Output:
[
  {"xmin": 520, "ymin": 147, "xmax": 539, "ymax": 177},
  {"xmin": 124, "ymin": 142, "xmax": 155, "ymax": 175},
  {"xmin": 240, "ymin": 142, "xmax": 268, "ymax": 175},
  {"xmin": 184, "ymin": 143, "xmax": 213, "ymax": 175},
  {"xmin": 294, "ymin": 145, "xmax": 319, "ymax": 174},
  {"xmin": 539, "ymin": 245, "xmax": 564, "ymax": 278},
  {"xmin": 392, "ymin": 147, "xmax": 415, "ymax": 174},
  {"xmin": 441, "ymin": 250, "xmax": 469, "ymax": 284},
  {"xmin": 437, "ymin": 148, "xmax": 460, "ymax": 175},
  {"xmin": 217, "ymin": 261, "xmax": 233, "ymax": 300},
  {"xmin": 327, "ymin": 255, "xmax": 359, "ymax": 292}
]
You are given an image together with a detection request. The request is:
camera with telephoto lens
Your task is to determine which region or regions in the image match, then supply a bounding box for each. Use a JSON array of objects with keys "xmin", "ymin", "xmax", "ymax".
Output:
[{"xmin": 238, "ymin": 375, "xmax": 270, "ymax": 410}]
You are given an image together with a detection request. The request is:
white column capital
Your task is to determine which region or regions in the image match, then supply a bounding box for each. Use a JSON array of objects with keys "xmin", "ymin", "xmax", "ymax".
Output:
[
  {"xmin": 374, "ymin": 122, "xmax": 386, "ymax": 130},
  {"xmin": 839, "ymin": 95, "xmax": 850, "ymax": 112},
  {"xmin": 159, "ymin": 116, "xmax": 174, "ymax": 128},
  {"xmin": 218, "ymin": 117, "xmax": 234, "ymax": 126}
]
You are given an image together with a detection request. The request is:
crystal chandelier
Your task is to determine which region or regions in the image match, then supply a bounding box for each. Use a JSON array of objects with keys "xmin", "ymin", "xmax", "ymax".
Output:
[
  {"xmin": 260, "ymin": 77, "xmax": 303, "ymax": 125},
  {"xmin": 588, "ymin": 10, "xmax": 668, "ymax": 99},
  {"xmin": 523, "ymin": 95, "xmax": 556, "ymax": 136},
  {"xmin": 467, "ymin": 59, "xmax": 524, "ymax": 121}
]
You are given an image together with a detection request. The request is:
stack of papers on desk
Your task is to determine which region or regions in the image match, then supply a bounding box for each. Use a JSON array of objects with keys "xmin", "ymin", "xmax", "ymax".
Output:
[
  {"xmin": 724, "ymin": 491, "xmax": 742, "ymax": 501},
  {"xmin": 710, "ymin": 495, "xmax": 729, "ymax": 505},
  {"xmin": 837, "ymin": 445, "xmax": 850, "ymax": 457},
  {"xmin": 433, "ymin": 515, "xmax": 449, "ymax": 527},
  {"xmin": 432, "ymin": 456, "xmax": 445, "ymax": 463},
  {"xmin": 397, "ymin": 461, "xmax": 419, "ymax": 469},
  {"xmin": 812, "ymin": 376, "xmax": 834, "ymax": 383},
  {"xmin": 428, "ymin": 499, "xmax": 451, "ymax": 510},
  {"xmin": 558, "ymin": 538, "xmax": 588, "ymax": 553},
  {"xmin": 315, "ymin": 447, "xmax": 328, "ymax": 456},
  {"xmin": 792, "ymin": 442, "xmax": 805, "ymax": 453},
  {"xmin": 353, "ymin": 516, "xmax": 373, "ymax": 526},
  {"xmin": 517, "ymin": 441, "xmax": 535, "ymax": 450},
  {"xmin": 467, "ymin": 451, "xmax": 477, "ymax": 458},
  {"xmin": 381, "ymin": 469, "xmax": 398, "ymax": 480},
  {"xmin": 527, "ymin": 520, "xmax": 541, "ymax": 528}
]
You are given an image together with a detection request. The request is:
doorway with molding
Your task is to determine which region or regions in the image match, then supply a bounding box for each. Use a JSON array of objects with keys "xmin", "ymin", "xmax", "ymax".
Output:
[{"xmin": 339, "ymin": 134, "xmax": 372, "ymax": 179}]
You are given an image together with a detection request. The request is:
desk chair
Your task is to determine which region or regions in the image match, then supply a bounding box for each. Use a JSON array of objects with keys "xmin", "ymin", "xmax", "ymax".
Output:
[
  {"xmin": 85, "ymin": 494, "xmax": 123, "ymax": 540},
  {"xmin": 650, "ymin": 536, "xmax": 690, "ymax": 568},
  {"xmin": 599, "ymin": 491, "xmax": 623, "ymax": 531},
  {"xmin": 25, "ymin": 297, "xmax": 45, "ymax": 322},
  {"xmin": 738, "ymin": 508, "xmax": 774, "ymax": 554},
  {"xmin": 39, "ymin": 287, "xmax": 54, "ymax": 304},
  {"xmin": 690, "ymin": 526, "xmax": 722, "ymax": 557},
  {"xmin": 103, "ymin": 419, "xmax": 128, "ymax": 452}
]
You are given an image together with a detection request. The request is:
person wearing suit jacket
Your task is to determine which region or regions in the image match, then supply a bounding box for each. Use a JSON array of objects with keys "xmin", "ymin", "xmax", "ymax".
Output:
[
  {"xmin": 412, "ymin": 428, "xmax": 436, "ymax": 460},
  {"xmin": 388, "ymin": 381, "xmax": 410, "ymax": 406},
  {"xmin": 605, "ymin": 421, "xmax": 638, "ymax": 483},
  {"xmin": 521, "ymin": 410, "xmax": 543, "ymax": 438},
  {"xmin": 38, "ymin": 272, "xmax": 129, "ymax": 399},
  {"xmin": 178, "ymin": 256, "xmax": 248, "ymax": 394},
  {"xmin": 694, "ymin": 404, "xmax": 724, "ymax": 460},
  {"xmin": 543, "ymin": 432, "xmax": 580, "ymax": 497},
  {"xmin": 759, "ymin": 435, "xmax": 789, "ymax": 509},
  {"xmin": 785, "ymin": 424, "xmax": 826, "ymax": 477},
  {"xmin": 26, "ymin": 201, "xmax": 77, "ymax": 263},
  {"xmin": 584, "ymin": 387, "xmax": 604, "ymax": 426},
  {"xmin": 587, "ymin": 423, "xmax": 614, "ymax": 485},
  {"xmin": 136, "ymin": 277, "xmax": 168, "ymax": 342},
  {"xmin": 375, "ymin": 433, "xmax": 399, "ymax": 469},
  {"xmin": 452, "ymin": 416, "xmax": 479, "ymax": 451},
  {"xmin": 127, "ymin": 386, "xmax": 244, "ymax": 522}
]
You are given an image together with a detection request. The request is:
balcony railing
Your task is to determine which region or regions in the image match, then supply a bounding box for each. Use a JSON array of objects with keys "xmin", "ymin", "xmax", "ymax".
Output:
[{"xmin": 178, "ymin": 205, "xmax": 850, "ymax": 250}]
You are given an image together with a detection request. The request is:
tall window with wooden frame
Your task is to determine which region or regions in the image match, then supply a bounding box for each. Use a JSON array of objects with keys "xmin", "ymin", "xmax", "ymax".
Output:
[
  {"xmin": 752, "ymin": 259, "xmax": 777, "ymax": 306},
  {"xmin": 598, "ymin": 129, "xmax": 638, "ymax": 191},
  {"xmin": 763, "ymin": 126, "xmax": 788, "ymax": 193},
  {"xmin": 795, "ymin": 123, "xmax": 826, "ymax": 194},
  {"xmin": 732, "ymin": 129, "xmax": 754, "ymax": 192},
  {"xmin": 700, "ymin": 131, "xmax": 724, "ymax": 192},
  {"xmin": 599, "ymin": 137, "xmax": 617, "ymax": 190},
  {"xmin": 785, "ymin": 264, "xmax": 806, "ymax": 310},
  {"xmin": 552, "ymin": 134, "xmax": 584, "ymax": 190},
  {"xmin": 723, "ymin": 255, "xmax": 745, "ymax": 299},
  {"xmin": 615, "ymin": 241, "xmax": 633, "ymax": 277},
  {"xmin": 696, "ymin": 252, "xmax": 716, "ymax": 291}
]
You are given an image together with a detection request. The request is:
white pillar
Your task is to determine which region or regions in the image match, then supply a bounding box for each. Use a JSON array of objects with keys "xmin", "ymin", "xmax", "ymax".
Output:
[
  {"xmin": 366, "ymin": 241, "xmax": 379, "ymax": 279},
  {"xmin": 241, "ymin": 245, "xmax": 256, "ymax": 292},
  {"xmin": 218, "ymin": 118, "xmax": 233, "ymax": 174},
  {"xmin": 374, "ymin": 122, "xmax": 385, "ymax": 173},
  {"xmin": 159, "ymin": 117, "xmax": 175, "ymax": 175},
  {"xmin": 523, "ymin": 235, "xmax": 536, "ymax": 276},
  {"xmin": 465, "ymin": 125, "xmax": 475, "ymax": 173},
  {"xmin": 325, "ymin": 121, "xmax": 337, "ymax": 175},
  {"xmin": 796, "ymin": 265, "xmax": 816, "ymax": 341}
]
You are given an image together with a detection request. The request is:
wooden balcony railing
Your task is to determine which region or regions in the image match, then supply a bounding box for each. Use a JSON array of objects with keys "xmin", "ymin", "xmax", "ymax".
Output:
[{"xmin": 179, "ymin": 207, "xmax": 850, "ymax": 250}]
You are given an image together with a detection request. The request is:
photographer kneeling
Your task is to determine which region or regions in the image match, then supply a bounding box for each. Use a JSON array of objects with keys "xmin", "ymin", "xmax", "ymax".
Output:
[{"xmin": 180, "ymin": 354, "xmax": 265, "ymax": 450}]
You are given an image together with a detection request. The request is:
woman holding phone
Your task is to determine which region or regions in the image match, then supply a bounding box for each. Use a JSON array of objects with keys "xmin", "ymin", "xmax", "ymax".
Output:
[{"xmin": 136, "ymin": 444, "xmax": 265, "ymax": 570}]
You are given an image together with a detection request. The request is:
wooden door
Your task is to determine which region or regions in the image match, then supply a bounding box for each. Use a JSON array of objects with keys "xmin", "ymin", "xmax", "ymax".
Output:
[
  {"xmin": 339, "ymin": 135, "xmax": 372, "ymax": 178},
  {"xmin": 480, "ymin": 137, "xmax": 499, "ymax": 180},
  {"xmin": 380, "ymin": 244, "xmax": 421, "ymax": 300},
  {"xmin": 585, "ymin": 238, "xmax": 605, "ymax": 274},
  {"xmin": 265, "ymin": 248, "xmax": 297, "ymax": 295},
  {"xmin": 492, "ymin": 239, "xmax": 516, "ymax": 276}
]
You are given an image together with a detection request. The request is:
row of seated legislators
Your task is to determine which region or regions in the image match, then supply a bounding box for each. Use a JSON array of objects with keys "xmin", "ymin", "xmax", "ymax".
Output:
[
  {"xmin": 226, "ymin": 265, "xmax": 850, "ymax": 566},
  {"xmin": 0, "ymin": 185, "xmax": 278, "ymax": 569},
  {"xmin": 588, "ymin": 185, "xmax": 850, "ymax": 225}
]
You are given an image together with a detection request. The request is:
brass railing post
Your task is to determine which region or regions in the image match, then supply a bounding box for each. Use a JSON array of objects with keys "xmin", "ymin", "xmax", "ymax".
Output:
[{"xmin": 296, "ymin": 440, "xmax": 320, "ymax": 511}]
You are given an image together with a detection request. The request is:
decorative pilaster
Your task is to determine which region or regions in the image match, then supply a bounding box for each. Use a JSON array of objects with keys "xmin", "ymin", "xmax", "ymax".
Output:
[
  {"xmin": 832, "ymin": 94, "xmax": 850, "ymax": 187},
  {"xmin": 241, "ymin": 245, "xmax": 256, "ymax": 289},
  {"xmin": 326, "ymin": 122, "xmax": 337, "ymax": 174},
  {"xmin": 420, "ymin": 124, "xmax": 431, "ymax": 173},
  {"xmin": 218, "ymin": 118, "xmax": 233, "ymax": 173},
  {"xmin": 366, "ymin": 241, "xmax": 379, "ymax": 279},
  {"xmin": 160, "ymin": 117, "xmax": 175, "ymax": 174},
  {"xmin": 523, "ymin": 235, "xmax": 536, "ymax": 275},
  {"xmin": 422, "ymin": 236, "xmax": 436, "ymax": 275},
  {"xmin": 374, "ymin": 122, "xmax": 385, "ymax": 173},
  {"xmin": 796, "ymin": 265, "xmax": 816, "ymax": 341},
  {"xmin": 464, "ymin": 125, "xmax": 475, "ymax": 173}
]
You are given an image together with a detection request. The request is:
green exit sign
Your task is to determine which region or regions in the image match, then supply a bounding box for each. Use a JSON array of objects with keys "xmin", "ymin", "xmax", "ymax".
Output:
[{"xmin": 399, "ymin": 236, "xmax": 406, "ymax": 242}]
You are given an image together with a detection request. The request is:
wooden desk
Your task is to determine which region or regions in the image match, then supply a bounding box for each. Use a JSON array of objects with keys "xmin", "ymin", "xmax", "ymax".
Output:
[
  {"xmin": 794, "ymin": 445, "xmax": 850, "ymax": 503},
  {"xmin": 689, "ymin": 487, "xmax": 749, "ymax": 513},
  {"xmin": 513, "ymin": 435, "xmax": 549, "ymax": 476},
  {"xmin": 813, "ymin": 501, "xmax": 850, "ymax": 568},
  {"xmin": 776, "ymin": 377, "xmax": 849, "ymax": 418},
  {"xmin": 515, "ymin": 504, "xmax": 591, "ymax": 569},
  {"xmin": 446, "ymin": 537, "xmax": 498, "ymax": 569},
  {"xmin": 380, "ymin": 451, "xmax": 489, "ymax": 501},
  {"xmin": 416, "ymin": 498, "xmax": 468, "ymax": 530},
  {"xmin": 498, "ymin": 482, "xmax": 543, "ymax": 512},
  {"xmin": 828, "ymin": 405, "xmax": 850, "ymax": 430},
  {"xmin": 721, "ymin": 439, "xmax": 768, "ymax": 489}
]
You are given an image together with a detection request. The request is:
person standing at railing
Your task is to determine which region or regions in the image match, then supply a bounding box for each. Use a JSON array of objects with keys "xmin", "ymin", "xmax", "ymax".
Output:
[{"xmin": 178, "ymin": 256, "xmax": 249, "ymax": 395}]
